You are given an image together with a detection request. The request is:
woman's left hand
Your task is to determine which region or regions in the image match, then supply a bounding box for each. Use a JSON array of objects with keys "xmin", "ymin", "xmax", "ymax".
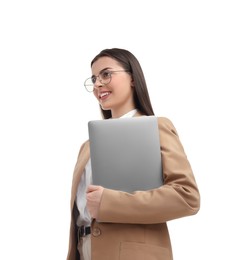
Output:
[{"xmin": 86, "ymin": 185, "xmax": 104, "ymax": 219}]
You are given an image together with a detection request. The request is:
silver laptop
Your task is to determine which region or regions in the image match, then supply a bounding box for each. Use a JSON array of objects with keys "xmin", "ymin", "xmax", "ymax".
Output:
[{"xmin": 88, "ymin": 116, "xmax": 163, "ymax": 193}]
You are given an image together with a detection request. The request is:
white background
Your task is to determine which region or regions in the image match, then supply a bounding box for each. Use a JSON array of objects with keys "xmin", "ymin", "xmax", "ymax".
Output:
[{"xmin": 0, "ymin": 0, "xmax": 249, "ymax": 259}]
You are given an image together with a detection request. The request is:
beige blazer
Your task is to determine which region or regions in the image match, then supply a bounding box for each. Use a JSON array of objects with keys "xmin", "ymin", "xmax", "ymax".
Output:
[{"xmin": 66, "ymin": 115, "xmax": 200, "ymax": 260}]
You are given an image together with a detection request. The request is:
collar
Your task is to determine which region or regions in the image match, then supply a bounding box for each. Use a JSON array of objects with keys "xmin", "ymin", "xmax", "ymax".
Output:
[{"xmin": 120, "ymin": 109, "xmax": 138, "ymax": 118}]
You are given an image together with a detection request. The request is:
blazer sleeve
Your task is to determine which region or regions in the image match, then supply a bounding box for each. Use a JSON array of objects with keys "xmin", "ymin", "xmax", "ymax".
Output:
[{"xmin": 97, "ymin": 117, "xmax": 200, "ymax": 224}]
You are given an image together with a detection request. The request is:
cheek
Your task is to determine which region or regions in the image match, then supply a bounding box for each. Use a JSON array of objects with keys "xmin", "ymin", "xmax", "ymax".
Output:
[{"xmin": 93, "ymin": 90, "xmax": 99, "ymax": 100}]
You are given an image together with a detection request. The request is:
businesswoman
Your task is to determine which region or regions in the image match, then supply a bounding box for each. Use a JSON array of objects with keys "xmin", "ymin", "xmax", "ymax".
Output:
[{"xmin": 66, "ymin": 48, "xmax": 200, "ymax": 260}]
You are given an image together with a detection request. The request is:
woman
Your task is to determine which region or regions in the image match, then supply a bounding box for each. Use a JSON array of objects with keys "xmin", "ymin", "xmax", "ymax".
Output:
[{"xmin": 67, "ymin": 48, "xmax": 200, "ymax": 260}]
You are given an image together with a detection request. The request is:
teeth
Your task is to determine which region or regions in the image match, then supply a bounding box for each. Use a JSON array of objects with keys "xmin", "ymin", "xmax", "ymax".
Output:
[{"xmin": 100, "ymin": 92, "xmax": 110, "ymax": 98}]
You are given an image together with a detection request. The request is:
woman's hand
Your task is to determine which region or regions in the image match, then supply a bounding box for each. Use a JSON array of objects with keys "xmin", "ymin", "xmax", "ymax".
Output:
[{"xmin": 86, "ymin": 185, "xmax": 104, "ymax": 219}]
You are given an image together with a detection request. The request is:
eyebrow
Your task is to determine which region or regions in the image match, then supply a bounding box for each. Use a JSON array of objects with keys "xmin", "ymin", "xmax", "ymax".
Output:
[{"xmin": 91, "ymin": 67, "xmax": 113, "ymax": 78}]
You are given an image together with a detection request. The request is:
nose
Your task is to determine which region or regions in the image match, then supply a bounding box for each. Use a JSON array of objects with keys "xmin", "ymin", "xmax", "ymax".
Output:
[{"xmin": 93, "ymin": 76, "xmax": 103, "ymax": 89}]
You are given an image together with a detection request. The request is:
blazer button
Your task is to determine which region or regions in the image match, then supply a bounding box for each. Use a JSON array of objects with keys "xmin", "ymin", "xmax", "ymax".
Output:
[{"xmin": 92, "ymin": 227, "xmax": 101, "ymax": 237}]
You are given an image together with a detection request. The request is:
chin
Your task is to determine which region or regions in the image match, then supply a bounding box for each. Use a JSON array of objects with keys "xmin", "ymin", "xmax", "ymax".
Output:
[{"xmin": 100, "ymin": 104, "xmax": 111, "ymax": 111}]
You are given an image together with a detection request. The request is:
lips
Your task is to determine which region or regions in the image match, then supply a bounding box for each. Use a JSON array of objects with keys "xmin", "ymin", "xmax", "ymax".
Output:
[{"xmin": 99, "ymin": 91, "xmax": 111, "ymax": 101}]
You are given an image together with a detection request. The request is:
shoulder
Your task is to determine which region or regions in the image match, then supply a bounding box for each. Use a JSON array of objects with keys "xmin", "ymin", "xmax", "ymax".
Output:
[
  {"xmin": 157, "ymin": 116, "xmax": 174, "ymax": 126},
  {"xmin": 77, "ymin": 140, "xmax": 90, "ymax": 156},
  {"xmin": 81, "ymin": 139, "xmax": 90, "ymax": 149},
  {"xmin": 156, "ymin": 116, "xmax": 179, "ymax": 137}
]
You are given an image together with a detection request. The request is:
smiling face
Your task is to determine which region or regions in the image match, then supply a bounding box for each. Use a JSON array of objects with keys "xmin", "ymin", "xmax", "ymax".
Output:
[{"xmin": 92, "ymin": 56, "xmax": 136, "ymax": 118}]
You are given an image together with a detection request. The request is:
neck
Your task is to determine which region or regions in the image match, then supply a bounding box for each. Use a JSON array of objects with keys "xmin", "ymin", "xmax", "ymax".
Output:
[{"xmin": 111, "ymin": 107, "xmax": 137, "ymax": 118}]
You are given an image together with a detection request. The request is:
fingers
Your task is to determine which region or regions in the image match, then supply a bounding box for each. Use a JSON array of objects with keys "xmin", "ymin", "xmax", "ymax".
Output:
[
  {"xmin": 86, "ymin": 185, "xmax": 104, "ymax": 219},
  {"xmin": 87, "ymin": 184, "xmax": 101, "ymax": 193}
]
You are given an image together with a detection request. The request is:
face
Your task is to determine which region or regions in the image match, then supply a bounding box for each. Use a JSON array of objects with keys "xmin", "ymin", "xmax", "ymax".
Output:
[{"xmin": 91, "ymin": 56, "xmax": 135, "ymax": 118}]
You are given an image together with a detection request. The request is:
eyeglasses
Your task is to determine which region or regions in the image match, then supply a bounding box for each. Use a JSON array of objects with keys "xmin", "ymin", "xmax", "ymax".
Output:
[{"xmin": 84, "ymin": 69, "xmax": 129, "ymax": 92}]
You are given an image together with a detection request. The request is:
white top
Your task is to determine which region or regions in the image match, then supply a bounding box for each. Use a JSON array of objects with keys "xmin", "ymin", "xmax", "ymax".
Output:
[{"xmin": 76, "ymin": 109, "xmax": 138, "ymax": 227}]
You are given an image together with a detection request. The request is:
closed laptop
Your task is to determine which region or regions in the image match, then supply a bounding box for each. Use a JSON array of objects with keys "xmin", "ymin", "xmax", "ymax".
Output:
[{"xmin": 88, "ymin": 116, "xmax": 163, "ymax": 193}]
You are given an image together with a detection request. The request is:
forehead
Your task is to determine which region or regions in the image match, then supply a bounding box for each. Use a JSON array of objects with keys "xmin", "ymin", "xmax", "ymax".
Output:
[{"xmin": 91, "ymin": 57, "xmax": 122, "ymax": 74}]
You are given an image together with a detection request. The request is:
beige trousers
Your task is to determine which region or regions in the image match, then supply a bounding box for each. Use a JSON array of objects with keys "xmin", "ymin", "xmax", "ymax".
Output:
[{"xmin": 77, "ymin": 234, "xmax": 91, "ymax": 260}]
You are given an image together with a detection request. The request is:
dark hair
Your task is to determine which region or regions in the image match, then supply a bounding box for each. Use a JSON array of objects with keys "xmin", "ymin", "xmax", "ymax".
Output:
[{"xmin": 91, "ymin": 48, "xmax": 155, "ymax": 119}]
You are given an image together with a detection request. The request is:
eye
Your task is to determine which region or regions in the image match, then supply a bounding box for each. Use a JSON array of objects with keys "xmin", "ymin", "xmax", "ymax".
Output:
[
  {"xmin": 91, "ymin": 76, "xmax": 97, "ymax": 84},
  {"xmin": 101, "ymin": 70, "xmax": 111, "ymax": 79}
]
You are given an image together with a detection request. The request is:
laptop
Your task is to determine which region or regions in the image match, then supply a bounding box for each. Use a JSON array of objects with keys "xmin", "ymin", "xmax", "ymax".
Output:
[{"xmin": 88, "ymin": 116, "xmax": 163, "ymax": 193}]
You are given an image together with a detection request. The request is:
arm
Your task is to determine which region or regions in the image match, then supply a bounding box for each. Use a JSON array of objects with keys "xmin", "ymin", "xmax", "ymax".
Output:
[{"xmin": 96, "ymin": 117, "xmax": 200, "ymax": 224}]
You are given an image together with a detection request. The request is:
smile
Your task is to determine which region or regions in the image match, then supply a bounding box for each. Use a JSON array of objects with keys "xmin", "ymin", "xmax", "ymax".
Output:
[{"xmin": 99, "ymin": 91, "xmax": 111, "ymax": 100}]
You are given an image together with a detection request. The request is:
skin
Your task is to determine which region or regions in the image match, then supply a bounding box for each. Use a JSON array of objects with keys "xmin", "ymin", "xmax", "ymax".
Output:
[{"xmin": 86, "ymin": 56, "xmax": 136, "ymax": 219}]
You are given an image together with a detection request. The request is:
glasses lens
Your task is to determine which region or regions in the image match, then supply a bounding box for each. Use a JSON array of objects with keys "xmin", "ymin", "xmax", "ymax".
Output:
[
  {"xmin": 84, "ymin": 71, "xmax": 113, "ymax": 92},
  {"xmin": 84, "ymin": 78, "xmax": 94, "ymax": 92},
  {"xmin": 99, "ymin": 71, "xmax": 111, "ymax": 84}
]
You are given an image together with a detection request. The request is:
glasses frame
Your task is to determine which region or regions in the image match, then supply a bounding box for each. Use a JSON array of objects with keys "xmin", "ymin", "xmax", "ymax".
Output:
[{"xmin": 84, "ymin": 69, "xmax": 129, "ymax": 92}]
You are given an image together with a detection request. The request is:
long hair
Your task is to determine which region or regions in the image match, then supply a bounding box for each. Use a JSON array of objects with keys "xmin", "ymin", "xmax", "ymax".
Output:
[{"xmin": 91, "ymin": 48, "xmax": 155, "ymax": 119}]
